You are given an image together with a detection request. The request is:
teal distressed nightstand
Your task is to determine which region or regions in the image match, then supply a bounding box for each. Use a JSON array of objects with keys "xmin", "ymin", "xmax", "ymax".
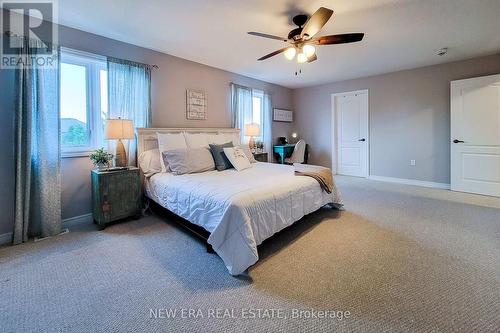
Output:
[{"xmin": 91, "ymin": 167, "xmax": 141, "ymax": 230}]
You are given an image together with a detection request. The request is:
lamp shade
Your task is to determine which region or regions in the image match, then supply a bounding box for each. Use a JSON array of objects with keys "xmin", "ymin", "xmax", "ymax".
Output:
[
  {"xmin": 105, "ymin": 119, "xmax": 134, "ymax": 140},
  {"xmin": 245, "ymin": 123, "xmax": 260, "ymax": 137}
]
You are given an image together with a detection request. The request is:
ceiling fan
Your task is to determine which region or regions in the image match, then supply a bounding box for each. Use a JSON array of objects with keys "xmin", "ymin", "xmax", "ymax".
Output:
[{"xmin": 248, "ymin": 7, "xmax": 364, "ymax": 64}]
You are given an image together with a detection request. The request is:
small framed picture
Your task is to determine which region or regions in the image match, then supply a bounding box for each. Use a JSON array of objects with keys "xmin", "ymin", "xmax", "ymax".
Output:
[
  {"xmin": 273, "ymin": 108, "xmax": 293, "ymax": 122},
  {"xmin": 186, "ymin": 89, "xmax": 207, "ymax": 120}
]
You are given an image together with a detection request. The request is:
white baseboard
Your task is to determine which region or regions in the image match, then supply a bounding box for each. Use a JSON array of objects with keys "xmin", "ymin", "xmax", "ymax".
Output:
[
  {"xmin": 367, "ymin": 175, "xmax": 451, "ymax": 189},
  {"xmin": 0, "ymin": 213, "xmax": 92, "ymax": 246},
  {"xmin": 62, "ymin": 213, "xmax": 93, "ymax": 228},
  {"xmin": 0, "ymin": 232, "xmax": 12, "ymax": 246}
]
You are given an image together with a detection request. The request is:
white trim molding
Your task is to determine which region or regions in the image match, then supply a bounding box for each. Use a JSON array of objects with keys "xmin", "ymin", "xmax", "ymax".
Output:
[
  {"xmin": 0, "ymin": 213, "xmax": 93, "ymax": 246},
  {"xmin": 368, "ymin": 175, "xmax": 451, "ymax": 189},
  {"xmin": 62, "ymin": 213, "xmax": 93, "ymax": 228}
]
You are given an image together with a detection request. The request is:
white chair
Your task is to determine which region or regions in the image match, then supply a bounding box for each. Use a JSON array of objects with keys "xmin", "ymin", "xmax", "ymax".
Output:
[{"xmin": 285, "ymin": 139, "xmax": 306, "ymax": 164}]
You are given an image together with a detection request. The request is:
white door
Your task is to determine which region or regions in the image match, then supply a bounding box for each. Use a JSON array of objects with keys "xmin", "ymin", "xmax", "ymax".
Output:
[
  {"xmin": 333, "ymin": 91, "xmax": 369, "ymax": 177},
  {"xmin": 451, "ymin": 74, "xmax": 500, "ymax": 197}
]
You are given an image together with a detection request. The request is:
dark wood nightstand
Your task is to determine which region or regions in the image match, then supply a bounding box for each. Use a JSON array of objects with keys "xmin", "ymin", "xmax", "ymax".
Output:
[
  {"xmin": 252, "ymin": 152, "xmax": 268, "ymax": 162},
  {"xmin": 91, "ymin": 167, "xmax": 141, "ymax": 230}
]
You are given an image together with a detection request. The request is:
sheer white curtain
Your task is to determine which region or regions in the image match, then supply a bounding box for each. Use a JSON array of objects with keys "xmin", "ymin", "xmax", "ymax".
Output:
[
  {"xmin": 231, "ymin": 83, "xmax": 253, "ymax": 144},
  {"xmin": 261, "ymin": 91, "xmax": 273, "ymax": 161},
  {"xmin": 107, "ymin": 57, "xmax": 151, "ymax": 166},
  {"xmin": 231, "ymin": 84, "xmax": 273, "ymax": 160}
]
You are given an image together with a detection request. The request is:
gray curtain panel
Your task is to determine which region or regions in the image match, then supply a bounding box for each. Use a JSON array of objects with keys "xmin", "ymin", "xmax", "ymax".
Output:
[
  {"xmin": 13, "ymin": 37, "xmax": 62, "ymax": 244},
  {"xmin": 107, "ymin": 57, "xmax": 152, "ymax": 166}
]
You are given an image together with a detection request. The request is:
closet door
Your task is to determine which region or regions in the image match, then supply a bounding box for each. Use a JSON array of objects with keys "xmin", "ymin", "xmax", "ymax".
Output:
[{"xmin": 451, "ymin": 74, "xmax": 500, "ymax": 197}]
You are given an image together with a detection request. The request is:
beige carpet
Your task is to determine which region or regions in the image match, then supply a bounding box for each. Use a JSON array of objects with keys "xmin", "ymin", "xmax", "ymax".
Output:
[{"xmin": 1, "ymin": 176, "xmax": 499, "ymax": 332}]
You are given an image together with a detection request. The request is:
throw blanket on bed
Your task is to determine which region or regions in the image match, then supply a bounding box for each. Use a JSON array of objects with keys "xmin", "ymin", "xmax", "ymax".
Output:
[{"xmin": 294, "ymin": 163, "xmax": 334, "ymax": 193}]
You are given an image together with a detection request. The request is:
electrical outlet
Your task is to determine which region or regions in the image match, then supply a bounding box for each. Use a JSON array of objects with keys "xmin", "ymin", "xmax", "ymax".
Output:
[{"xmin": 410, "ymin": 159, "xmax": 416, "ymax": 166}]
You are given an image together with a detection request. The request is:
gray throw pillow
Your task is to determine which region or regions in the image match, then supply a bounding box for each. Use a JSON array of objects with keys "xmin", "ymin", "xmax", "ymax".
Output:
[
  {"xmin": 209, "ymin": 142, "xmax": 234, "ymax": 171},
  {"xmin": 162, "ymin": 147, "xmax": 215, "ymax": 175}
]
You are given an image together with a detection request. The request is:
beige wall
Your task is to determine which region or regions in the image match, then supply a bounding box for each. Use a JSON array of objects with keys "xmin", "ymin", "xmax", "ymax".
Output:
[
  {"xmin": 59, "ymin": 25, "xmax": 293, "ymax": 220},
  {"xmin": 0, "ymin": 20, "xmax": 293, "ymax": 226},
  {"xmin": 2, "ymin": 10, "xmax": 499, "ymax": 230},
  {"xmin": 292, "ymin": 54, "xmax": 500, "ymax": 184}
]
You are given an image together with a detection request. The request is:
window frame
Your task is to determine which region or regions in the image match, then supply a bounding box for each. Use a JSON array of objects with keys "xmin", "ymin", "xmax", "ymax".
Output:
[
  {"xmin": 60, "ymin": 47, "xmax": 107, "ymax": 158},
  {"xmin": 251, "ymin": 90, "xmax": 264, "ymax": 143}
]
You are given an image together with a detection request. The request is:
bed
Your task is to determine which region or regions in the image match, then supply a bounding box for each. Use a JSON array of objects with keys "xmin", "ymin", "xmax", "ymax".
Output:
[{"xmin": 138, "ymin": 128, "xmax": 342, "ymax": 275}]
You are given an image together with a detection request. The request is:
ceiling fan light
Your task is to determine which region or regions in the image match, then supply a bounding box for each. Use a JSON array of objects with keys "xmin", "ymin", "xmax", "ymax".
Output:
[
  {"xmin": 284, "ymin": 47, "xmax": 296, "ymax": 60},
  {"xmin": 297, "ymin": 52, "xmax": 307, "ymax": 63},
  {"xmin": 303, "ymin": 44, "xmax": 316, "ymax": 57}
]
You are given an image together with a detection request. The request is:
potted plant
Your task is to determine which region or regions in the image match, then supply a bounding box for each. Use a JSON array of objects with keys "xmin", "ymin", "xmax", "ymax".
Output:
[
  {"xmin": 256, "ymin": 141, "xmax": 264, "ymax": 152},
  {"xmin": 89, "ymin": 148, "xmax": 113, "ymax": 170}
]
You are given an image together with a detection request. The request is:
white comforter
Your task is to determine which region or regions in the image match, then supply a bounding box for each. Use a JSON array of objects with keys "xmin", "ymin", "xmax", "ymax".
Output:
[{"xmin": 145, "ymin": 162, "xmax": 342, "ymax": 275}]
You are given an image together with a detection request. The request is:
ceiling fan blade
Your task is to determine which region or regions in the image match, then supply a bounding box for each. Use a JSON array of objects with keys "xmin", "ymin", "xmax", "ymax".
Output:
[
  {"xmin": 311, "ymin": 33, "xmax": 364, "ymax": 45},
  {"xmin": 248, "ymin": 32, "xmax": 288, "ymax": 42},
  {"xmin": 257, "ymin": 47, "xmax": 289, "ymax": 61},
  {"xmin": 300, "ymin": 7, "xmax": 334, "ymax": 39},
  {"xmin": 307, "ymin": 54, "xmax": 318, "ymax": 63}
]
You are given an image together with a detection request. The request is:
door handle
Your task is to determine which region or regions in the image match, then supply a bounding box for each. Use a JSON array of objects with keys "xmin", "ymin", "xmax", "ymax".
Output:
[
  {"xmin": 358, "ymin": 138, "xmax": 366, "ymax": 142},
  {"xmin": 453, "ymin": 139, "xmax": 464, "ymax": 143}
]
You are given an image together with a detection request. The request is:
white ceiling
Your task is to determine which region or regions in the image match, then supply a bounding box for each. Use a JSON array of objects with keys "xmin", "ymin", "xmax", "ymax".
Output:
[{"xmin": 58, "ymin": 0, "xmax": 500, "ymax": 89}]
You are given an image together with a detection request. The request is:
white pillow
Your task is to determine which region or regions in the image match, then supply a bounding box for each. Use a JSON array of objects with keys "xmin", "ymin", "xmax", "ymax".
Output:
[
  {"xmin": 157, "ymin": 132, "xmax": 187, "ymax": 172},
  {"xmin": 208, "ymin": 133, "xmax": 240, "ymax": 146},
  {"xmin": 223, "ymin": 147, "xmax": 251, "ymax": 171},
  {"xmin": 225, "ymin": 132, "xmax": 241, "ymax": 146},
  {"xmin": 207, "ymin": 134, "xmax": 227, "ymax": 145},
  {"xmin": 162, "ymin": 147, "xmax": 215, "ymax": 175},
  {"xmin": 239, "ymin": 145, "xmax": 257, "ymax": 163},
  {"xmin": 138, "ymin": 148, "xmax": 162, "ymax": 177},
  {"xmin": 184, "ymin": 133, "xmax": 209, "ymax": 148}
]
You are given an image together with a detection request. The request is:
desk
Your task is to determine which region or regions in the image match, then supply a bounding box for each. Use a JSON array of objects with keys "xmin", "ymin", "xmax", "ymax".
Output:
[{"xmin": 273, "ymin": 144, "xmax": 295, "ymax": 164}]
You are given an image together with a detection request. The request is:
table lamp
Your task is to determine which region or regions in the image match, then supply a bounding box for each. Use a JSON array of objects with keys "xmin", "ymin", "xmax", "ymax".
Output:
[
  {"xmin": 245, "ymin": 123, "xmax": 260, "ymax": 150},
  {"xmin": 105, "ymin": 118, "xmax": 134, "ymax": 167}
]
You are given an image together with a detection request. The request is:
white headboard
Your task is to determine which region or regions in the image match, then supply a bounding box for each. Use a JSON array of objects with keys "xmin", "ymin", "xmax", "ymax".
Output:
[{"xmin": 137, "ymin": 127, "xmax": 240, "ymax": 156}]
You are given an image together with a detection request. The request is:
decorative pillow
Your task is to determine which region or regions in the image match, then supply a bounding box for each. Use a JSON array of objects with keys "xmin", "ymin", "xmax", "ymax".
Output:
[
  {"xmin": 138, "ymin": 148, "xmax": 162, "ymax": 177},
  {"xmin": 238, "ymin": 145, "xmax": 257, "ymax": 163},
  {"xmin": 157, "ymin": 132, "xmax": 187, "ymax": 172},
  {"xmin": 184, "ymin": 132, "xmax": 209, "ymax": 148},
  {"xmin": 223, "ymin": 147, "xmax": 251, "ymax": 171},
  {"xmin": 209, "ymin": 142, "xmax": 234, "ymax": 171},
  {"xmin": 162, "ymin": 148, "xmax": 215, "ymax": 175}
]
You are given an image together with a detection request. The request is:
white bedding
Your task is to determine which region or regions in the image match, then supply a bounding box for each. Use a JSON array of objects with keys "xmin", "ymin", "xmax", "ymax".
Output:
[{"xmin": 145, "ymin": 162, "xmax": 342, "ymax": 275}]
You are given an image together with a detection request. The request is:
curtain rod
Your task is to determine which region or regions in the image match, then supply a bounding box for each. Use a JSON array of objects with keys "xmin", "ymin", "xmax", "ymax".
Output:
[
  {"xmin": 229, "ymin": 82, "xmax": 274, "ymax": 95},
  {"xmin": 4, "ymin": 31, "xmax": 160, "ymax": 69}
]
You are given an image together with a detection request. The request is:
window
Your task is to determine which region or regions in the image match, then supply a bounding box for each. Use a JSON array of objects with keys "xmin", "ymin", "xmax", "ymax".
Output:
[
  {"xmin": 231, "ymin": 84, "xmax": 271, "ymax": 151},
  {"xmin": 249, "ymin": 90, "xmax": 264, "ymax": 143},
  {"xmin": 60, "ymin": 48, "xmax": 108, "ymax": 157}
]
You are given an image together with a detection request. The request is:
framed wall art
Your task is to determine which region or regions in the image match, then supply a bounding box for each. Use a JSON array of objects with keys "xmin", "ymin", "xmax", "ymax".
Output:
[
  {"xmin": 186, "ymin": 89, "xmax": 207, "ymax": 120},
  {"xmin": 273, "ymin": 108, "xmax": 293, "ymax": 122}
]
